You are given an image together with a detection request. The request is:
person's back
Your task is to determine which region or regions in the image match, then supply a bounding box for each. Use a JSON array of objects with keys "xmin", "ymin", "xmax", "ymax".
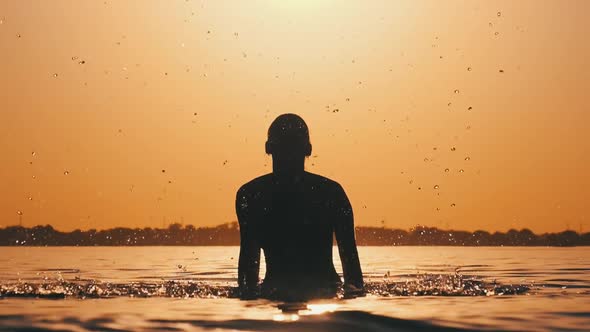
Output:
[{"xmin": 236, "ymin": 114, "xmax": 363, "ymax": 300}]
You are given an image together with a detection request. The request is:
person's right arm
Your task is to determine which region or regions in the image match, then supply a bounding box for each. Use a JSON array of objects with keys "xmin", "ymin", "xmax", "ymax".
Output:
[{"xmin": 236, "ymin": 186, "xmax": 261, "ymax": 299}]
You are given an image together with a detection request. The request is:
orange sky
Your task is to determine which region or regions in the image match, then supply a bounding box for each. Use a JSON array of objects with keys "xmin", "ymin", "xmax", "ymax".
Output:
[{"xmin": 1, "ymin": 0, "xmax": 589, "ymax": 233}]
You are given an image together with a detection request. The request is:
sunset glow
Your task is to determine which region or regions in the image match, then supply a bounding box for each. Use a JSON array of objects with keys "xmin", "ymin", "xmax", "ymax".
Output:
[{"xmin": 1, "ymin": 1, "xmax": 589, "ymax": 233}]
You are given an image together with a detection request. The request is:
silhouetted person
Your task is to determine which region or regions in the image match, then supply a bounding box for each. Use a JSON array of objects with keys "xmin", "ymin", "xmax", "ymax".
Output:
[{"xmin": 236, "ymin": 113, "xmax": 363, "ymax": 300}]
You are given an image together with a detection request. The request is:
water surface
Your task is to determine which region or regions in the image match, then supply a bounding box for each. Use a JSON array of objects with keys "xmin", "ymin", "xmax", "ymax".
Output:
[{"xmin": 0, "ymin": 247, "xmax": 589, "ymax": 331}]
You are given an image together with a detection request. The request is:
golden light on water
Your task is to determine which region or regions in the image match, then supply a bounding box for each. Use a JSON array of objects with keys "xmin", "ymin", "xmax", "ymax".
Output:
[
  {"xmin": 303, "ymin": 304, "xmax": 340, "ymax": 315},
  {"xmin": 273, "ymin": 303, "xmax": 339, "ymax": 322},
  {"xmin": 273, "ymin": 313, "xmax": 300, "ymax": 322}
]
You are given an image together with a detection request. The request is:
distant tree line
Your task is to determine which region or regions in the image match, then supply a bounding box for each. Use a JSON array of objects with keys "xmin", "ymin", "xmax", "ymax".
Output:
[{"xmin": 0, "ymin": 223, "xmax": 588, "ymax": 246}]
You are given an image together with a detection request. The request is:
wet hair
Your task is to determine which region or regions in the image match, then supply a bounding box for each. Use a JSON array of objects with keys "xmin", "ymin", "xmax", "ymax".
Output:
[{"xmin": 265, "ymin": 113, "xmax": 312, "ymax": 157}]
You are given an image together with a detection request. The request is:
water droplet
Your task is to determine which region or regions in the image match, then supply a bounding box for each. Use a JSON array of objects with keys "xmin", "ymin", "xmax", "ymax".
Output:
[
  {"xmin": 450, "ymin": 203, "xmax": 456, "ymax": 207},
  {"xmin": 467, "ymin": 106, "xmax": 473, "ymax": 111},
  {"xmin": 497, "ymin": 11, "xmax": 502, "ymax": 17},
  {"xmin": 63, "ymin": 170, "xmax": 70, "ymax": 175},
  {"xmin": 451, "ymin": 147, "xmax": 456, "ymax": 151},
  {"xmin": 494, "ymin": 31, "xmax": 499, "ymax": 36},
  {"xmin": 16, "ymin": 33, "xmax": 21, "ymax": 38},
  {"xmin": 459, "ymin": 169, "xmax": 465, "ymax": 173},
  {"xmin": 17, "ymin": 210, "xmax": 23, "ymax": 216},
  {"xmin": 465, "ymin": 156, "xmax": 471, "ymax": 161},
  {"xmin": 72, "ymin": 56, "xmax": 78, "ymax": 61},
  {"xmin": 31, "ymin": 151, "xmax": 36, "ymax": 157},
  {"xmin": 78, "ymin": 60, "xmax": 86, "ymax": 65},
  {"xmin": 467, "ymin": 67, "xmax": 472, "ymax": 71},
  {"xmin": 53, "ymin": 73, "xmax": 58, "ymax": 78},
  {"xmin": 32, "ymin": 175, "xmax": 36, "ymax": 179},
  {"xmin": 444, "ymin": 168, "xmax": 450, "ymax": 172},
  {"xmin": 28, "ymin": 197, "xmax": 33, "ymax": 201},
  {"xmin": 454, "ymin": 89, "xmax": 460, "ymax": 94},
  {"xmin": 418, "ymin": 187, "xmax": 422, "ymax": 190},
  {"xmin": 434, "ymin": 185, "xmax": 439, "ymax": 189}
]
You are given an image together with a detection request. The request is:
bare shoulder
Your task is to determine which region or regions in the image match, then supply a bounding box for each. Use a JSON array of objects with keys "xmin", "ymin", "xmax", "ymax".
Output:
[
  {"xmin": 304, "ymin": 171, "xmax": 345, "ymax": 192},
  {"xmin": 236, "ymin": 173, "xmax": 273, "ymax": 195}
]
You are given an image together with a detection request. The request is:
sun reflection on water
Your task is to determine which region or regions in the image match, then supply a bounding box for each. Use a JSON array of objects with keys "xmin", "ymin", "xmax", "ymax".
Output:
[
  {"xmin": 302, "ymin": 304, "xmax": 340, "ymax": 315},
  {"xmin": 272, "ymin": 313, "xmax": 300, "ymax": 322},
  {"xmin": 273, "ymin": 303, "xmax": 340, "ymax": 322}
]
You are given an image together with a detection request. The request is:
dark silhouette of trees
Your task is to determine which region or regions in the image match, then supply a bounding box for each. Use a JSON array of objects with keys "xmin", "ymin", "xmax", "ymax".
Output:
[{"xmin": 0, "ymin": 223, "xmax": 587, "ymax": 246}]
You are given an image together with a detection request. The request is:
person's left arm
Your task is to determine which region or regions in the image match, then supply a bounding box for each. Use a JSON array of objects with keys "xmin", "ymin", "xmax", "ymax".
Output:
[{"xmin": 333, "ymin": 183, "xmax": 364, "ymax": 293}]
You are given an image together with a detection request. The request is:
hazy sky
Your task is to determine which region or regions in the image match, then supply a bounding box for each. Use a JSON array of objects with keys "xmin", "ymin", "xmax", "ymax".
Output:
[{"xmin": 1, "ymin": 0, "xmax": 589, "ymax": 233}]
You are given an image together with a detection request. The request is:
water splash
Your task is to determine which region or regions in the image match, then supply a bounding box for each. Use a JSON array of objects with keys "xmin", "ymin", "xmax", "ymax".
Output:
[
  {"xmin": 0, "ymin": 273, "xmax": 529, "ymax": 299},
  {"xmin": 368, "ymin": 276, "xmax": 523, "ymax": 297}
]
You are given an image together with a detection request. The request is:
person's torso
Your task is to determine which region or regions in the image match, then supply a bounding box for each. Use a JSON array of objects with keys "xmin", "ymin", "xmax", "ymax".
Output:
[{"xmin": 248, "ymin": 173, "xmax": 340, "ymax": 287}]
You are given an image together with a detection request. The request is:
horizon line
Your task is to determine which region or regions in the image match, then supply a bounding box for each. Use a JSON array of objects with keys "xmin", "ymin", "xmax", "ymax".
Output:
[{"xmin": 1, "ymin": 222, "xmax": 587, "ymax": 236}]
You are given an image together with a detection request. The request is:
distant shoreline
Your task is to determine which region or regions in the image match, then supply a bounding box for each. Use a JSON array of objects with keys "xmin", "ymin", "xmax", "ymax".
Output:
[{"xmin": 1, "ymin": 223, "xmax": 588, "ymax": 247}]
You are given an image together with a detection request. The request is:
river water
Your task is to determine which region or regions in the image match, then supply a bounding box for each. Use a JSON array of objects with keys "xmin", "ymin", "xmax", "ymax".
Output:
[{"xmin": 0, "ymin": 247, "xmax": 589, "ymax": 331}]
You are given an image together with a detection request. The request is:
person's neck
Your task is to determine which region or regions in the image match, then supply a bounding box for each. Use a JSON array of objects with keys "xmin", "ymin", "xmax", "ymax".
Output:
[{"xmin": 272, "ymin": 157, "xmax": 305, "ymax": 180}]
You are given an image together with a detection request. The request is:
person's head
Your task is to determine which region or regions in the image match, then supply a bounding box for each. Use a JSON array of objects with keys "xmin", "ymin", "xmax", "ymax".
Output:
[{"xmin": 265, "ymin": 114, "xmax": 312, "ymax": 159}]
